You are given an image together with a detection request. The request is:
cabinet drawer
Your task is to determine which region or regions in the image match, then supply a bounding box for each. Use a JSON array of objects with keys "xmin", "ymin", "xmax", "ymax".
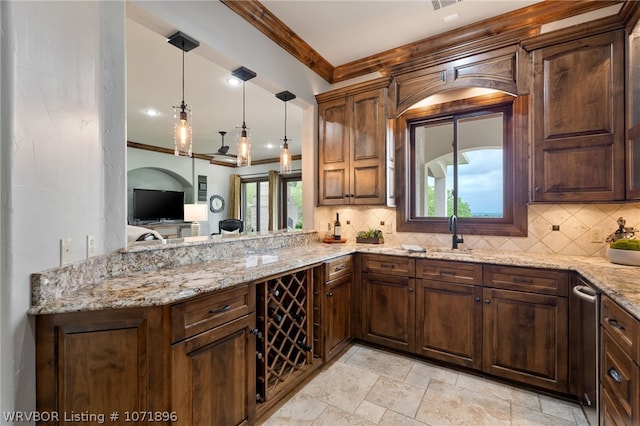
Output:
[
  {"xmin": 416, "ymin": 259, "xmax": 481, "ymax": 285},
  {"xmin": 171, "ymin": 285, "xmax": 254, "ymax": 343},
  {"xmin": 361, "ymin": 254, "xmax": 415, "ymax": 277},
  {"xmin": 602, "ymin": 295, "xmax": 639, "ymax": 361},
  {"xmin": 325, "ymin": 255, "xmax": 352, "ymax": 282},
  {"xmin": 601, "ymin": 330, "xmax": 638, "ymax": 424},
  {"xmin": 483, "ymin": 265, "xmax": 568, "ymax": 296}
]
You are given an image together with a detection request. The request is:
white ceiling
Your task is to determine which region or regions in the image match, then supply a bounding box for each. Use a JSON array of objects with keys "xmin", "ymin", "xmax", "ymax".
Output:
[{"xmin": 126, "ymin": 0, "xmax": 544, "ymax": 163}]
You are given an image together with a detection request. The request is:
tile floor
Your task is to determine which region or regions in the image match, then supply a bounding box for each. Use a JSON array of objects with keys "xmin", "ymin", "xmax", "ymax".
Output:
[{"xmin": 261, "ymin": 343, "xmax": 590, "ymax": 426}]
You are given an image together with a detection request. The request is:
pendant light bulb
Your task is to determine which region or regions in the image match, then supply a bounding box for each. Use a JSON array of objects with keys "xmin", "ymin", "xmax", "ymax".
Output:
[
  {"xmin": 276, "ymin": 91, "xmax": 296, "ymax": 174},
  {"xmin": 169, "ymin": 32, "xmax": 199, "ymax": 157},
  {"xmin": 231, "ymin": 67, "xmax": 256, "ymax": 167}
]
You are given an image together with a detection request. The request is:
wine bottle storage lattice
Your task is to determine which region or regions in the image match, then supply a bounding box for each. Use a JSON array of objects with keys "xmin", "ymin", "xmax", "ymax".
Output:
[{"xmin": 256, "ymin": 269, "xmax": 313, "ymax": 403}]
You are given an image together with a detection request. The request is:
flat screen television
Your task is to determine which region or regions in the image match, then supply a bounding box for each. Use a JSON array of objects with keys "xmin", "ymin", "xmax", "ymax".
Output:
[{"xmin": 133, "ymin": 188, "xmax": 184, "ymax": 223}]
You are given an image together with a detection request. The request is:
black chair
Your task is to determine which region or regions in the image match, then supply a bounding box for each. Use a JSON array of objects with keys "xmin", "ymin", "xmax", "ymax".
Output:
[{"xmin": 218, "ymin": 219, "xmax": 243, "ymax": 234}]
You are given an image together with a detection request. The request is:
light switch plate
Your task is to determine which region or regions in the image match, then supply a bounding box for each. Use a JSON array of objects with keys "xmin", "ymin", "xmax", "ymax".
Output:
[{"xmin": 60, "ymin": 238, "xmax": 72, "ymax": 265}]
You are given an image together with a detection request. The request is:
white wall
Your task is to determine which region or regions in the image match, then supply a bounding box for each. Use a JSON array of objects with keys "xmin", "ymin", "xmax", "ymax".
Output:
[{"xmin": 0, "ymin": 1, "xmax": 126, "ymax": 420}]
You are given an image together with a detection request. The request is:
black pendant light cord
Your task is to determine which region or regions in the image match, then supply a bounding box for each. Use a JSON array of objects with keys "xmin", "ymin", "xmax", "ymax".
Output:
[
  {"xmin": 241, "ymin": 81, "xmax": 246, "ymax": 129},
  {"xmin": 283, "ymin": 101, "xmax": 288, "ymax": 144}
]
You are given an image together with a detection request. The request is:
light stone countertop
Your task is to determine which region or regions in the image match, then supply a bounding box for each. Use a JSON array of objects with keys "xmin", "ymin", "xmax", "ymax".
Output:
[{"xmin": 29, "ymin": 240, "xmax": 640, "ymax": 320}]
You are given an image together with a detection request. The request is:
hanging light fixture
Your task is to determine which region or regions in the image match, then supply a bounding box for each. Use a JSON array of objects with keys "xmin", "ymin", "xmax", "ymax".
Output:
[
  {"xmin": 168, "ymin": 31, "xmax": 199, "ymax": 157},
  {"xmin": 276, "ymin": 91, "xmax": 296, "ymax": 174},
  {"xmin": 231, "ymin": 67, "xmax": 256, "ymax": 167}
]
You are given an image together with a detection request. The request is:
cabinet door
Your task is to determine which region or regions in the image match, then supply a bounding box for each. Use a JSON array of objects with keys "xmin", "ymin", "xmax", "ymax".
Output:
[
  {"xmin": 531, "ymin": 31, "xmax": 624, "ymax": 202},
  {"xmin": 172, "ymin": 315, "xmax": 256, "ymax": 426},
  {"xmin": 361, "ymin": 272, "xmax": 415, "ymax": 352},
  {"xmin": 350, "ymin": 89, "xmax": 386, "ymax": 204},
  {"xmin": 325, "ymin": 273, "xmax": 352, "ymax": 361},
  {"xmin": 416, "ymin": 279, "xmax": 482, "ymax": 369},
  {"xmin": 318, "ymin": 97, "xmax": 350, "ymax": 205},
  {"xmin": 36, "ymin": 307, "xmax": 167, "ymax": 424},
  {"xmin": 483, "ymin": 288, "xmax": 568, "ymax": 392}
]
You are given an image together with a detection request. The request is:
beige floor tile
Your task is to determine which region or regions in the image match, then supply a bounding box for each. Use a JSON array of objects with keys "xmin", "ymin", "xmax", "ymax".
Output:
[
  {"xmin": 260, "ymin": 392, "xmax": 327, "ymax": 425},
  {"xmin": 354, "ymin": 400, "xmax": 386, "ymax": 424},
  {"xmin": 343, "ymin": 345, "xmax": 414, "ymax": 381},
  {"xmin": 297, "ymin": 362, "xmax": 379, "ymax": 414},
  {"xmin": 415, "ymin": 381, "xmax": 511, "ymax": 426},
  {"xmin": 312, "ymin": 405, "xmax": 377, "ymax": 426},
  {"xmin": 456, "ymin": 372, "xmax": 540, "ymax": 410},
  {"xmin": 378, "ymin": 410, "xmax": 427, "ymax": 426},
  {"xmin": 539, "ymin": 395, "xmax": 582, "ymax": 422},
  {"xmin": 405, "ymin": 360, "xmax": 459, "ymax": 389},
  {"xmin": 511, "ymin": 404, "xmax": 578, "ymax": 426},
  {"xmin": 365, "ymin": 376, "xmax": 426, "ymax": 418}
]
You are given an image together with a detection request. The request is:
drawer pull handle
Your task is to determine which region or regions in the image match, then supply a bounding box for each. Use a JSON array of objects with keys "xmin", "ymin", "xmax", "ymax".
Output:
[
  {"xmin": 380, "ymin": 263, "xmax": 395, "ymax": 269},
  {"xmin": 608, "ymin": 368, "xmax": 623, "ymax": 383},
  {"xmin": 440, "ymin": 271, "xmax": 456, "ymax": 276},
  {"xmin": 334, "ymin": 265, "xmax": 345, "ymax": 272},
  {"xmin": 209, "ymin": 304, "xmax": 231, "ymax": 314},
  {"xmin": 607, "ymin": 318, "xmax": 626, "ymax": 330},
  {"xmin": 513, "ymin": 278, "xmax": 533, "ymax": 284},
  {"xmin": 607, "ymin": 318, "xmax": 624, "ymax": 330}
]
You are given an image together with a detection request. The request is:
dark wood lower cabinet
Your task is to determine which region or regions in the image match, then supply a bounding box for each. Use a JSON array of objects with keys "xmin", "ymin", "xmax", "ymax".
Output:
[
  {"xmin": 361, "ymin": 272, "xmax": 415, "ymax": 352},
  {"xmin": 36, "ymin": 307, "xmax": 169, "ymax": 425},
  {"xmin": 482, "ymin": 287, "xmax": 569, "ymax": 393},
  {"xmin": 415, "ymin": 279, "xmax": 482, "ymax": 370},
  {"xmin": 171, "ymin": 314, "xmax": 256, "ymax": 426},
  {"xmin": 324, "ymin": 273, "xmax": 352, "ymax": 361}
]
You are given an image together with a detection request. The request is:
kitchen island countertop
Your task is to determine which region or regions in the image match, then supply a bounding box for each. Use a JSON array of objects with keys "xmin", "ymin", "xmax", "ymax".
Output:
[{"xmin": 30, "ymin": 237, "xmax": 640, "ymax": 320}]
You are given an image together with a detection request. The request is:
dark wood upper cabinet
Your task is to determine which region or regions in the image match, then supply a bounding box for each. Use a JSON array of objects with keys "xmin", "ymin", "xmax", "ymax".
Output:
[
  {"xmin": 317, "ymin": 78, "xmax": 389, "ymax": 206},
  {"xmin": 627, "ymin": 18, "xmax": 640, "ymax": 200},
  {"xmin": 531, "ymin": 30, "xmax": 625, "ymax": 202}
]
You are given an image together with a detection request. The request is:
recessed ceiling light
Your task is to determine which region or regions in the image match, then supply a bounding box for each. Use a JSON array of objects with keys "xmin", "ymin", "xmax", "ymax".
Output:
[
  {"xmin": 443, "ymin": 12, "xmax": 460, "ymax": 23},
  {"xmin": 144, "ymin": 109, "xmax": 159, "ymax": 117},
  {"xmin": 226, "ymin": 77, "xmax": 241, "ymax": 86}
]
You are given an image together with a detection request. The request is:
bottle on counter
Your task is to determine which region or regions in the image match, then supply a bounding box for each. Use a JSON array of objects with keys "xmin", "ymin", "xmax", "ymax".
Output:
[{"xmin": 334, "ymin": 213, "xmax": 341, "ymax": 240}]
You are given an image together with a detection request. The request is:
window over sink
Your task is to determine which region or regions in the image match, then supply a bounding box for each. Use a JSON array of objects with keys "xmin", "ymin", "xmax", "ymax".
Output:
[{"xmin": 396, "ymin": 92, "xmax": 528, "ymax": 237}]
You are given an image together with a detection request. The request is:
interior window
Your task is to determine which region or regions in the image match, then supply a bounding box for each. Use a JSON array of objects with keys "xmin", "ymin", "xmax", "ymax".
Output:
[{"xmin": 396, "ymin": 93, "xmax": 528, "ymax": 237}]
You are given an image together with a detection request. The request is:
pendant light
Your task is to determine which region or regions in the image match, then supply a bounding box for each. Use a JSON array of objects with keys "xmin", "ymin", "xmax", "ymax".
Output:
[
  {"xmin": 231, "ymin": 67, "xmax": 256, "ymax": 167},
  {"xmin": 168, "ymin": 31, "xmax": 199, "ymax": 157},
  {"xmin": 276, "ymin": 91, "xmax": 296, "ymax": 174}
]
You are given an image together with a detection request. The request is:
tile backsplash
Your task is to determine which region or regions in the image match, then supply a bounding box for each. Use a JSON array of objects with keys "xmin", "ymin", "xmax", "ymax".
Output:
[{"xmin": 316, "ymin": 203, "xmax": 640, "ymax": 257}]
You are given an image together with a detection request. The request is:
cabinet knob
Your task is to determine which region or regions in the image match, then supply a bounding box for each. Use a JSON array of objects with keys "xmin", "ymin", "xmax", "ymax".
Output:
[
  {"xmin": 534, "ymin": 186, "xmax": 542, "ymax": 192},
  {"xmin": 474, "ymin": 297, "xmax": 481, "ymax": 302},
  {"xmin": 408, "ymin": 288, "xmax": 414, "ymax": 292},
  {"xmin": 326, "ymin": 291, "xmax": 333, "ymax": 297},
  {"xmin": 484, "ymin": 299, "xmax": 491, "ymax": 304}
]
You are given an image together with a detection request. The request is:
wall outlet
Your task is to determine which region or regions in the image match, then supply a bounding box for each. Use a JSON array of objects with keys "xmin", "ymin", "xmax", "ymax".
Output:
[
  {"xmin": 385, "ymin": 221, "xmax": 392, "ymax": 234},
  {"xmin": 591, "ymin": 227, "xmax": 603, "ymax": 243},
  {"xmin": 60, "ymin": 238, "xmax": 72, "ymax": 265},
  {"xmin": 87, "ymin": 235, "xmax": 96, "ymax": 258}
]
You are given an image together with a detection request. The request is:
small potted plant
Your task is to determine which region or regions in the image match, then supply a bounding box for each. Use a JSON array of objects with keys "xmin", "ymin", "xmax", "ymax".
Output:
[{"xmin": 356, "ymin": 228, "xmax": 384, "ymax": 244}]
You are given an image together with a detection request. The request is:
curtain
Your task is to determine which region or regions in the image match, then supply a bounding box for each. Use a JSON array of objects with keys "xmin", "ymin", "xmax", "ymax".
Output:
[
  {"xmin": 268, "ymin": 170, "xmax": 279, "ymax": 231},
  {"xmin": 228, "ymin": 174, "xmax": 241, "ymax": 219}
]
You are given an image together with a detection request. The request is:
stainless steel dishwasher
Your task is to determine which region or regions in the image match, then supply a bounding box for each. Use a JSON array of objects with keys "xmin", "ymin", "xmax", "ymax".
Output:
[{"xmin": 572, "ymin": 277, "xmax": 600, "ymax": 425}]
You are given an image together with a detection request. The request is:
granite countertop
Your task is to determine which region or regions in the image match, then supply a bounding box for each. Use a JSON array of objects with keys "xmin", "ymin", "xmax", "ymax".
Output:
[{"xmin": 29, "ymin": 239, "xmax": 640, "ymax": 321}]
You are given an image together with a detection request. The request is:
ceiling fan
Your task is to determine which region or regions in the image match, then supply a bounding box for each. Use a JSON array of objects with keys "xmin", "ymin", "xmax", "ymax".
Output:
[{"xmin": 205, "ymin": 131, "xmax": 237, "ymax": 162}]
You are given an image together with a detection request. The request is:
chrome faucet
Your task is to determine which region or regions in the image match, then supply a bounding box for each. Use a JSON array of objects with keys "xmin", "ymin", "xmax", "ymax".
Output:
[{"xmin": 448, "ymin": 215, "xmax": 464, "ymax": 249}]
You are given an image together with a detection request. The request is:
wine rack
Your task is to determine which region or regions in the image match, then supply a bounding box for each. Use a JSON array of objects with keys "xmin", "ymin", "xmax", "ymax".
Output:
[{"xmin": 255, "ymin": 267, "xmax": 314, "ymax": 404}]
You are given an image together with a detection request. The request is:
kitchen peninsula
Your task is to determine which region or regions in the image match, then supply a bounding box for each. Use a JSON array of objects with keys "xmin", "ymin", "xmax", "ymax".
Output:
[{"xmin": 31, "ymin": 231, "xmax": 640, "ymax": 424}]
